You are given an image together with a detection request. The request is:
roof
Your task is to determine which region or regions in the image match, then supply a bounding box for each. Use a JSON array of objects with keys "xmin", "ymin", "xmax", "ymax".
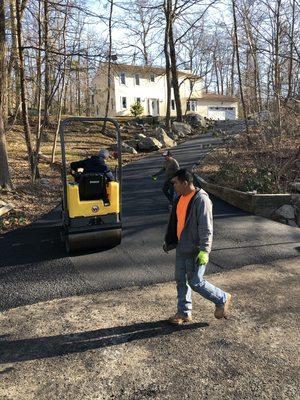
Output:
[
  {"xmin": 100, "ymin": 62, "xmax": 201, "ymax": 80},
  {"xmin": 194, "ymin": 93, "xmax": 237, "ymax": 102}
]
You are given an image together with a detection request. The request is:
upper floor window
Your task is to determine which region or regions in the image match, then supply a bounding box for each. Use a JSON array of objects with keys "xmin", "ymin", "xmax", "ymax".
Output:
[
  {"xmin": 189, "ymin": 80, "xmax": 194, "ymax": 91},
  {"xmin": 135, "ymin": 97, "xmax": 141, "ymax": 104},
  {"xmin": 120, "ymin": 72, "xmax": 126, "ymax": 85},
  {"xmin": 149, "ymin": 74, "xmax": 155, "ymax": 82},
  {"xmin": 121, "ymin": 96, "xmax": 127, "ymax": 109},
  {"xmin": 135, "ymin": 74, "xmax": 140, "ymax": 85}
]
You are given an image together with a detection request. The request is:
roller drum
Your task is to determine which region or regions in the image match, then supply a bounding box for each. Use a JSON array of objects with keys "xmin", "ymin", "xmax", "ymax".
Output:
[{"xmin": 66, "ymin": 228, "xmax": 121, "ymax": 253}]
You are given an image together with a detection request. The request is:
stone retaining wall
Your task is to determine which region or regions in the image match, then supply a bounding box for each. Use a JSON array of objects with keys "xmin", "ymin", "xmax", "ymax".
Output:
[{"xmin": 194, "ymin": 175, "xmax": 299, "ymax": 227}]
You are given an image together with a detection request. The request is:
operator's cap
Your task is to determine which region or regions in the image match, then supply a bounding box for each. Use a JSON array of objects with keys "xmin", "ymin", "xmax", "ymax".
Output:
[
  {"xmin": 98, "ymin": 149, "xmax": 110, "ymax": 159},
  {"xmin": 163, "ymin": 150, "xmax": 171, "ymax": 156}
]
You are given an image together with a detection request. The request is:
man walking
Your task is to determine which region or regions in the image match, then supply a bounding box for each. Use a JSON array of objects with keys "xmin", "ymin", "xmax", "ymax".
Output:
[
  {"xmin": 152, "ymin": 150, "xmax": 179, "ymax": 206},
  {"xmin": 163, "ymin": 169, "xmax": 232, "ymax": 325}
]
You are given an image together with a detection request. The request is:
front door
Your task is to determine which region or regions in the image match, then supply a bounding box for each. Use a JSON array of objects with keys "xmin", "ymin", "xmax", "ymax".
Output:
[{"xmin": 149, "ymin": 99, "xmax": 159, "ymax": 116}]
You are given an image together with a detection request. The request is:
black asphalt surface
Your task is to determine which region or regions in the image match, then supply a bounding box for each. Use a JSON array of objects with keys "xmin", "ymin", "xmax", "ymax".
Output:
[{"xmin": 1, "ymin": 134, "xmax": 299, "ymax": 311}]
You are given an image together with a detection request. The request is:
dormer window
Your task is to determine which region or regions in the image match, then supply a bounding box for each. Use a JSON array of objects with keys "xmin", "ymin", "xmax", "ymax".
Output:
[
  {"xmin": 149, "ymin": 74, "xmax": 155, "ymax": 82},
  {"xmin": 120, "ymin": 72, "xmax": 126, "ymax": 85},
  {"xmin": 135, "ymin": 74, "xmax": 140, "ymax": 85}
]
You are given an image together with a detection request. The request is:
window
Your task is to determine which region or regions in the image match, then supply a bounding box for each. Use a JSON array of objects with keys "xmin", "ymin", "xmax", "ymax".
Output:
[
  {"xmin": 187, "ymin": 100, "xmax": 197, "ymax": 112},
  {"xmin": 171, "ymin": 100, "xmax": 175, "ymax": 111},
  {"xmin": 135, "ymin": 74, "xmax": 140, "ymax": 85},
  {"xmin": 149, "ymin": 74, "xmax": 155, "ymax": 82},
  {"xmin": 120, "ymin": 72, "xmax": 126, "ymax": 85},
  {"xmin": 189, "ymin": 80, "xmax": 194, "ymax": 91},
  {"xmin": 121, "ymin": 96, "xmax": 127, "ymax": 109},
  {"xmin": 111, "ymin": 98, "xmax": 114, "ymax": 108},
  {"xmin": 135, "ymin": 97, "xmax": 141, "ymax": 104},
  {"xmin": 91, "ymin": 95, "xmax": 95, "ymax": 105},
  {"xmin": 209, "ymin": 106, "xmax": 234, "ymax": 111}
]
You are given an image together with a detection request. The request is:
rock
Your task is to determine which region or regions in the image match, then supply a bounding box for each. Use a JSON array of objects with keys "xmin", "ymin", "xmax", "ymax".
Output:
[
  {"xmin": 136, "ymin": 133, "xmax": 146, "ymax": 140},
  {"xmin": 168, "ymin": 131, "xmax": 179, "ymax": 141},
  {"xmin": 151, "ymin": 127, "xmax": 176, "ymax": 147},
  {"xmin": 172, "ymin": 122, "xmax": 192, "ymax": 137},
  {"xmin": 124, "ymin": 139, "xmax": 139, "ymax": 150},
  {"xmin": 39, "ymin": 178, "xmax": 51, "ymax": 187},
  {"xmin": 185, "ymin": 113, "xmax": 205, "ymax": 128},
  {"xmin": 111, "ymin": 143, "xmax": 137, "ymax": 154},
  {"xmin": 137, "ymin": 136, "xmax": 163, "ymax": 151},
  {"xmin": 274, "ymin": 204, "xmax": 295, "ymax": 220},
  {"xmin": 289, "ymin": 182, "xmax": 300, "ymax": 193},
  {"xmin": 287, "ymin": 220, "xmax": 298, "ymax": 227}
]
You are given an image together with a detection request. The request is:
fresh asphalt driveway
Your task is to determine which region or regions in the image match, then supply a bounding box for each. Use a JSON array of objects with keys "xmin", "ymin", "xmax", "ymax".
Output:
[{"xmin": 0, "ymin": 133, "xmax": 299, "ymax": 311}]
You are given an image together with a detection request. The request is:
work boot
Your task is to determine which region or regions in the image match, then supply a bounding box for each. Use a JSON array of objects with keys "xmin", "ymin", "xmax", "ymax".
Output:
[
  {"xmin": 214, "ymin": 293, "xmax": 232, "ymax": 319},
  {"xmin": 168, "ymin": 313, "xmax": 192, "ymax": 325}
]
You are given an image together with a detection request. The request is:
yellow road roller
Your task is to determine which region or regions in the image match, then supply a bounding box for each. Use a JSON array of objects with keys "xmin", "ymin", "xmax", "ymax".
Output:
[{"xmin": 59, "ymin": 117, "xmax": 122, "ymax": 253}]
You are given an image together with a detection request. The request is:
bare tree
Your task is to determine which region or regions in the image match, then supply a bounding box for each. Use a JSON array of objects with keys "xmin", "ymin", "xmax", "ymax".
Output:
[
  {"xmin": 232, "ymin": 0, "xmax": 249, "ymax": 135},
  {"xmin": 15, "ymin": 0, "xmax": 35, "ymax": 175},
  {"xmin": 102, "ymin": 0, "xmax": 114, "ymax": 134},
  {"xmin": 0, "ymin": 0, "xmax": 13, "ymax": 189}
]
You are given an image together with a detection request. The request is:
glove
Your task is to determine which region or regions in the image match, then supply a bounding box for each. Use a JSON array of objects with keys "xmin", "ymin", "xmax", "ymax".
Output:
[
  {"xmin": 197, "ymin": 251, "xmax": 209, "ymax": 265},
  {"xmin": 152, "ymin": 175, "xmax": 157, "ymax": 181},
  {"xmin": 163, "ymin": 242, "xmax": 169, "ymax": 253}
]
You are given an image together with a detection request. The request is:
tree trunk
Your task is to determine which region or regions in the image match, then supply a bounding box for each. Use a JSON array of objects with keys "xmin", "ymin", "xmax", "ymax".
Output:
[
  {"xmin": 274, "ymin": 0, "xmax": 282, "ymax": 131},
  {"xmin": 232, "ymin": 0, "xmax": 249, "ymax": 137},
  {"xmin": 43, "ymin": 0, "xmax": 50, "ymax": 126},
  {"xmin": 230, "ymin": 28, "xmax": 235, "ymax": 97},
  {"xmin": 168, "ymin": 1, "xmax": 182, "ymax": 122},
  {"xmin": 102, "ymin": 0, "xmax": 114, "ymax": 135},
  {"xmin": 163, "ymin": 0, "xmax": 171, "ymax": 132},
  {"xmin": 287, "ymin": 0, "xmax": 295, "ymax": 99},
  {"xmin": 15, "ymin": 0, "xmax": 35, "ymax": 174},
  {"xmin": 76, "ymin": 55, "xmax": 81, "ymax": 114},
  {"xmin": 8, "ymin": 0, "xmax": 20, "ymax": 116},
  {"xmin": 0, "ymin": 0, "xmax": 12, "ymax": 189}
]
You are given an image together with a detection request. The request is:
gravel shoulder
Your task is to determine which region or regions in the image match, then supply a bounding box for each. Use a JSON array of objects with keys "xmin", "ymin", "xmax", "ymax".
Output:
[{"xmin": 0, "ymin": 257, "xmax": 299, "ymax": 400}]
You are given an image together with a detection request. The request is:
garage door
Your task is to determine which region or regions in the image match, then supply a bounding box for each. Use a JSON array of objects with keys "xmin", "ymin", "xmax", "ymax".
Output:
[{"xmin": 208, "ymin": 107, "xmax": 236, "ymax": 120}]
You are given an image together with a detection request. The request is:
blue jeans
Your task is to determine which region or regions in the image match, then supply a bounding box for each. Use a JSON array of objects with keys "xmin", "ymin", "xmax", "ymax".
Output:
[
  {"xmin": 162, "ymin": 179, "xmax": 174, "ymax": 204},
  {"xmin": 175, "ymin": 251, "xmax": 227, "ymax": 316}
]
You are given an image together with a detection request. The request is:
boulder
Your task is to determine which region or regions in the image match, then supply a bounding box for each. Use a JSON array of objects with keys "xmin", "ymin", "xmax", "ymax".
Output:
[
  {"xmin": 151, "ymin": 127, "xmax": 176, "ymax": 147},
  {"xmin": 111, "ymin": 143, "xmax": 137, "ymax": 154},
  {"xmin": 172, "ymin": 121, "xmax": 192, "ymax": 137},
  {"xmin": 168, "ymin": 131, "xmax": 179, "ymax": 141},
  {"xmin": 185, "ymin": 113, "xmax": 205, "ymax": 128},
  {"xmin": 137, "ymin": 136, "xmax": 163, "ymax": 151},
  {"xmin": 289, "ymin": 182, "xmax": 300, "ymax": 193},
  {"xmin": 124, "ymin": 139, "xmax": 139, "ymax": 150},
  {"xmin": 136, "ymin": 133, "xmax": 146, "ymax": 140},
  {"xmin": 274, "ymin": 204, "xmax": 295, "ymax": 220}
]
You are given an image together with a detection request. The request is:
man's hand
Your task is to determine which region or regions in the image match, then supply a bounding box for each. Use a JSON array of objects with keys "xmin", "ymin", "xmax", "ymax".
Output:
[
  {"xmin": 197, "ymin": 251, "xmax": 209, "ymax": 265},
  {"xmin": 152, "ymin": 175, "xmax": 157, "ymax": 181},
  {"xmin": 163, "ymin": 242, "xmax": 169, "ymax": 253}
]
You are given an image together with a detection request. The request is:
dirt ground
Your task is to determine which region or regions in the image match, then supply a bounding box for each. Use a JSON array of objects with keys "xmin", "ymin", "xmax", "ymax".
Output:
[{"xmin": 0, "ymin": 257, "xmax": 299, "ymax": 400}]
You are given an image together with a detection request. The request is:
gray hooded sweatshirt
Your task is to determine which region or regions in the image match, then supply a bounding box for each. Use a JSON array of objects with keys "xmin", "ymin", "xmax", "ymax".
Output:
[{"xmin": 164, "ymin": 188, "xmax": 213, "ymax": 255}]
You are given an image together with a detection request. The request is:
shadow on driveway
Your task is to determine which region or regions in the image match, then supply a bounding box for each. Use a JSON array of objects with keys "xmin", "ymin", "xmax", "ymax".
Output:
[{"xmin": 0, "ymin": 320, "xmax": 209, "ymax": 364}]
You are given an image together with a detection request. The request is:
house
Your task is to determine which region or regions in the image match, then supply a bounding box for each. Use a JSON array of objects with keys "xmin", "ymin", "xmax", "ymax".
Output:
[{"xmin": 91, "ymin": 63, "xmax": 238, "ymax": 120}]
